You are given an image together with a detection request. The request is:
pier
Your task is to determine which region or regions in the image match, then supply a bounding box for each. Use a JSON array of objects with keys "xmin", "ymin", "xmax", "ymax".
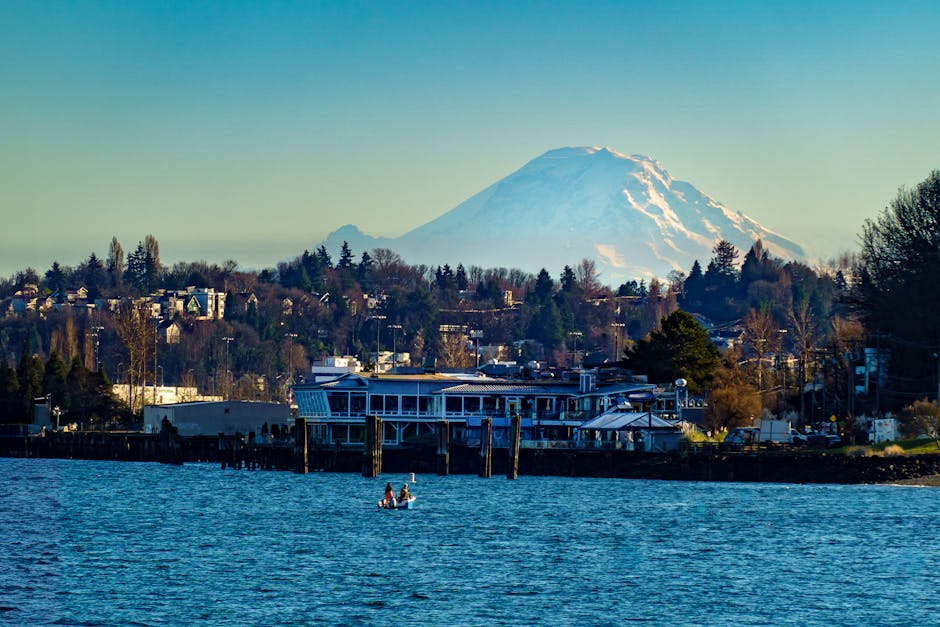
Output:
[{"xmin": 3, "ymin": 426, "xmax": 940, "ymax": 484}]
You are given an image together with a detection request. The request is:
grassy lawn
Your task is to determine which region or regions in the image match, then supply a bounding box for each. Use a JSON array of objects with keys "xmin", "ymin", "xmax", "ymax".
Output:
[{"xmin": 870, "ymin": 437, "xmax": 940, "ymax": 455}]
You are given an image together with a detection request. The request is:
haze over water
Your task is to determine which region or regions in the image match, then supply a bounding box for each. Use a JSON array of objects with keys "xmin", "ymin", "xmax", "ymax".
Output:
[{"xmin": 1, "ymin": 458, "xmax": 937, "ymax": 625}]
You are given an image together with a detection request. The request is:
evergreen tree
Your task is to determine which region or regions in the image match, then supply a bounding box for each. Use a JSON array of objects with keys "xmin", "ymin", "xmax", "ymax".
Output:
[
  {"xmin": 17, "ymin": 349, "xmax": 44, "ymax": 421},
  {"xmin": 0, "ymin": 360, "xmax": 20, "ymax": 424},
  {"xmin": 43, "ymin": 352, "xmax": 70, "ymax": 413},
  {"xmin": 45, "ymin": 261, "xmax": 65, "ymax": 295},
  {"xmin": 316, "ymin": 245, "xmax": 333, "ymax": 269},
  {"xmin": 125, "ymin": 242, "xmax": 148, "ymax": 293},
  {"xmin": 683, "ymin": 260, "xmax": 705, "ymax": 305},
  {"xmin": 455, "ymin": 264, "xmax": 468, "ymax": 292},
  {"xmin": 529, "ymin": 269, "xmax": 554, "ymax": 306},
  {"xmin": 859, "ymin": 170, "xmax": 940, "ymax": 405},
  {"xmin": 66, "ymin": 356, "xmax": 88, "ymax": 423},
  {"xmin": 337, "ymin": 241, "xmax": 355, "ymax": 270},
  {"xmin": 358, "ymin": 251, "xmax": 374, "ymax": 289},
  {"xmin": 84, "ymin": 253, "xmax": 105, "ymax": 301},
  {"xmin": 560, "ymin": 265, "xmax": 579, "ymax": 294},
  {"xmin": 626, "ymin": 310, "xmax": 720, "ymax": 392}
]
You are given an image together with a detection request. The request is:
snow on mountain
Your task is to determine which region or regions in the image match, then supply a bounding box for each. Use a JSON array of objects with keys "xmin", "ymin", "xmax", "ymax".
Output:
[{"xmin": 324, "ymin": 146, "xmax": 805, "ymax": 286}]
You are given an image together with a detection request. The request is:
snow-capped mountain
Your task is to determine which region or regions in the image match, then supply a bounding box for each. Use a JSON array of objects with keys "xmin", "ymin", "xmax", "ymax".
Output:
[{"xmin": 324, "ymin": 146, "xmax": 805, "ymax": 286}]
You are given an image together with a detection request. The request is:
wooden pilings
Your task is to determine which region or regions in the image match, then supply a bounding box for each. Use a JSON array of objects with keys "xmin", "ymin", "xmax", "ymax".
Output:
[
  {"xmin": 294, "ymin": 418, "xmax": 308, "ymax": 474},
  {"xmin": 362, "ymin": 415, "xmax": 382, "ymax": 478},
  {"xmin": 437, "ymin": 420, "xmax": 450, "ymax": 476},
  {"xmin": 479, "ymin": 417, "xmax": 492, "ymax": 478},
  {"xmin": 507, "ymin": 413, "xmax": 521, "ymax": 480}
]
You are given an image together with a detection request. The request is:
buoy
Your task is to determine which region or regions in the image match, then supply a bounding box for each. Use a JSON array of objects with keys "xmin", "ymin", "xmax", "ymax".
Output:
[{"xmin": 410, "ymin": 472, "xmax": 416, "ymax": 483}]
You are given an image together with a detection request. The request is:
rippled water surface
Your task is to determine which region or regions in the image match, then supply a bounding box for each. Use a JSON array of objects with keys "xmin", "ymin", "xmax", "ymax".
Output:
[{"xmin": 1, "ymin": 458, "xmax": 939, "ymax": 625}]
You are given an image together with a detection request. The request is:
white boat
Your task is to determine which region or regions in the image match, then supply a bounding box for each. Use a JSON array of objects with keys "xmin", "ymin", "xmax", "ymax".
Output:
[{"xmin": 378, "ymin": 496, "xmax": 416, "ymax": 510}]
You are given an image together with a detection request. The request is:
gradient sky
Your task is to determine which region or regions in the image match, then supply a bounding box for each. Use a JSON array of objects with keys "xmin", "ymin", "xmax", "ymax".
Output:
[{"xmin": 2, "ymin": 0, "xmax": 939, "ymax": 279}]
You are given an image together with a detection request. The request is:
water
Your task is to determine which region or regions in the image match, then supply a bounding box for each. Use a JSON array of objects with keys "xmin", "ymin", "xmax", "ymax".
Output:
[{"xmin": 1, "ymin": 458, "xmax": 938, "ymax": 626}]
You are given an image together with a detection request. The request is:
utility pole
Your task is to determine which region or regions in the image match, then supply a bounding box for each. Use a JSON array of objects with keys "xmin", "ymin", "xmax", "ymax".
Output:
[
  {"xmin": 610, "ymin": 323, "xmax": 625, "ymax": 363},
  {"xmin": 388, "ymin": 324, "xmax": 402, "ymax": 371},
  {"xmin": 569, "ymin": 331, "xmax": 582, "ymax": 368},
  {"xmin": 371, "ymin": 315, "xmax": 386, "ymax": 372}
]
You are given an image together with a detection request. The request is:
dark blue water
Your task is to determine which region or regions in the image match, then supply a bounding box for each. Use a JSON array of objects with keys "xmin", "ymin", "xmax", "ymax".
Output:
[{"xmin": 1, "ymin": 458, "xmax": 937, "ymax": 626}]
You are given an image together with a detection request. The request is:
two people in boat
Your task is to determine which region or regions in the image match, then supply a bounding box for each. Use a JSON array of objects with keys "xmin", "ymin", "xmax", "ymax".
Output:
[{"xmin": 379, "ymin": 481, "xmax": 411, "ymax": 508}]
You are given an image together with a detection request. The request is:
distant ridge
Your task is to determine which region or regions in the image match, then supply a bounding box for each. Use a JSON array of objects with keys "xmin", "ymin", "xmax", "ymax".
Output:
[{"xmin": 325, "ymin": 146, "xmax": 805, "ymax": 284}]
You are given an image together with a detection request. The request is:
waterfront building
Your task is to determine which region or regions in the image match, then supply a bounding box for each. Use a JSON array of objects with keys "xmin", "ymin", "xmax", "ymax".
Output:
[{"xmin": 293, "ymin": 370, "xmax": 657, "ymax": 447}]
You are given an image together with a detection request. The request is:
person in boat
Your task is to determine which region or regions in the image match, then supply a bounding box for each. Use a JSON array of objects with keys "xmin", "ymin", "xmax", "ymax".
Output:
[
  {"xmin": 382, "ymin": 482, "xmax": 394, "ymax": 508},
  {"xmin": 398, "ymin": 483, "xmax": 410, "ymax": 502}
]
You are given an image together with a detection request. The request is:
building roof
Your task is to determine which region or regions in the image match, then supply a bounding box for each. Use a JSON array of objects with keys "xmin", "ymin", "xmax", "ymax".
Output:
[
  {"xmin": 579, "ymin": 405, "xmax": 679, "ymax": 430},
  {"xmin": 438, "ymin": 382, "xmax": 581, "ymax": 396}
]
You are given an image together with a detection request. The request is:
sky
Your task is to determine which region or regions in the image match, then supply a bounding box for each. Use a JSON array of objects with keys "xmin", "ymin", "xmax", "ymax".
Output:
[{"xmin": 2, "ymin": 0, "xmax": 939, "ymax": 279}]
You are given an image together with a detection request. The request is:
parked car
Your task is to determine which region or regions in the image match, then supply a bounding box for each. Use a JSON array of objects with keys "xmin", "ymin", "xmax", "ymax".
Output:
[
  {"xmin": 720, "ymin": 427, "xmax": 761, "ymax": 450},
  {"xmin": 807, "ymin": 434, "xmax": 842, "ymax": 448},
  {"xmin": 790, "ymin": 429, "xmax": 809, "ymax": 445}
]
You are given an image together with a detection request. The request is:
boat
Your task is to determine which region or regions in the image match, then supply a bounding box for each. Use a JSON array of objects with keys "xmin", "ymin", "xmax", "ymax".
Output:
[{"xmin": 377, "ymin": 496, "xmax": 416, "ymax": 510}]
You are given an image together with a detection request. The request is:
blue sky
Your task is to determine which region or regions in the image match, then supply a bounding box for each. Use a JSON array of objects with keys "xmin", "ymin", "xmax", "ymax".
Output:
[{"xmin": 2, "ymin": 0, "xmax": 938, "ymax": 278}]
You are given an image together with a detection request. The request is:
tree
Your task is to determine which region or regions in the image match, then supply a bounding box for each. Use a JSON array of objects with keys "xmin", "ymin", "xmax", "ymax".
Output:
[
  {"xmin": 575, "ymin": 259, "xmax": 600, "ymax": 297},
  {"xmin": 705, "ymin": 351, "xmax": 761, "ymax": 431},
  {"xmin": 530, "ymin": 269, "xmax": 554, "ymax": 305},
  {"xmin": 902, "ymin": 399, "xmax": 940, "ymax": 448},
  {"xmin": 84, "ymin": 253, "xmax": 105, "ymax": 301},
  {"xmin": 626, "ymin": 310, "xmax": 720, "ymax": 392},
  {"xmin": 316, "ymin": 245, "xmax": 333, "ymax": 269},
  {"xmin": 17, "ymin": 349, "xmax": 44, "ymax": 422},
  {"xmin": 0, "ymin": 360, "xmax": 20, "ymax": 424},
  {"xmin": 43, "ymin": 352, "xmax": 70, "ymax": 413},
  {"xmin": 113, "ymin": 302, "xmax": 151, "ymax": 413},
  {"xmin": 859, "ymin": 170, "xmax": 940, "ymax": 406},
  {"xmin": 683, "ymin": 260, "xmax": 705, "ymax": 305},
  {"xmin": 357, "ymin": 251, "xmax": 373, "ymax": 289},
  {"xmin": 45, "ymin": 261, "xmax": 65, "ymax": 295},
  {"xmin": 337, "ymin": 241, "xmax": 355, "ymax": 271},
  {"xmin": 455, "ymin": 264, "xmax": 468, "ymax": 292},
  {"xmin": 107, "ymin": 236, "xmax": 124, "ymax": 290}
]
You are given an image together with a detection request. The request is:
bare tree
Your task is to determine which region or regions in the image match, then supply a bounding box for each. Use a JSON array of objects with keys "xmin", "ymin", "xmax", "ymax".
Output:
[
  {"xmin": 789, "ymin": 296, "xmax": 817, "ymax": 421},
  {"xmin": 743, "ymin": 307, "xmax": 782, "ymax": 393},
  {"xmin": 576, "ymin": 259, "xmax": 601, "ymax": 297},
  {"xmin": 437, "ymin": 330, "xmax": 473, "ymax": 368},
  {"xmin": 107, "ymin": 236, "xmax": 124, "ymax": 289},
  {"xmin": 113, "ymin": 303, "xmax": 151, "ymax": 413}
]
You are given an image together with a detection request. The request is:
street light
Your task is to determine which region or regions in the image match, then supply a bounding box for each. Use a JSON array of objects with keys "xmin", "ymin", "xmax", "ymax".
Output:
[
  {"xmin": 222, "ymin": 336, "xmax": 234, "ymax": 400},
  {"xmin": 285, "ymin": 332, "xmax": 298, "ymax": 387},
  {"xmin": 777, "ymin": 329, "xmax": 788, "ymax": 418},
  {"xmin": 470, "ymin": 329, "xmax": 484, "ymax": 368},
  {"xmin": 388, "ymin": 324, "xmax": 402, "ymax": 371},
  {"xmin": 569, "ymin": 331, "xmax": 582, "ymax": 368},
  {"xmin": 91, "ymin": 325, "xmax": 104, "ymax": 371}
]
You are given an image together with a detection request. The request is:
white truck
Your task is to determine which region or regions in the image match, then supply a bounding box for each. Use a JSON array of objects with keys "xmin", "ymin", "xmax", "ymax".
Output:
[{"xmin": 758, "ymin": 419, "xmax": 793, "ymax": 445}]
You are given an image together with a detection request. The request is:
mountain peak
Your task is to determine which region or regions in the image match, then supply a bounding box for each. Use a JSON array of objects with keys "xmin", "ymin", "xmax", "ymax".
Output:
[{"xmin": 324, "ymin": 147, "xmax": 804, "ymax": 285}]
